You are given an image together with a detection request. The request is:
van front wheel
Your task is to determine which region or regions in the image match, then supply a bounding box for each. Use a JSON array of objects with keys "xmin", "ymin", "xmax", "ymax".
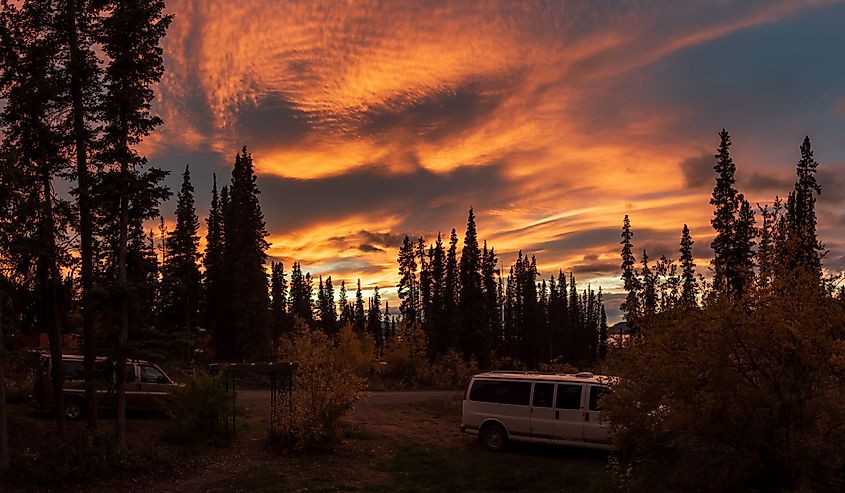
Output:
[
  {"xmin": 64, "ymin": 397, "xmax": 85, "ymax": 421},
  {"xmin": 480, "ymin": 423, "xmax": 507, "ymax": 451}
]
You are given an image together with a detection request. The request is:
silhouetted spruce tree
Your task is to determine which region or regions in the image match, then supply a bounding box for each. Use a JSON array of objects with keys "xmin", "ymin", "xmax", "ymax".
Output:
[
  {"xmin": 0, "ymin": 0, "xmax": 72, "ymax": 436},
  {"xmin": 61, "ymin": 0, "xmax": 102, "ymax": 431},
  {"xmin": 709, "ymin": 129, "xmax": 754, "ymax": 298},
  {"xmin": 481, "ymin": 241, "xmax": 499, "ymax": 364},
  {"xmin": 270, "ymin": 261, "xmax": 288, "ymax": 347},
  {"xmin": 503, "ymin": 266, "xmax": 516, "ymax": 358},
  {"xmin": 416, "ymin": 236, "xmax": 429, "ymax": 325},
  {"xmin": 320, "ymin": 276, "xmax": 337, "ymax": 335},
  {"xmin": 97, "ymin": 0, "xmax": 171, "ymax": 447},
  {"xmin": 734, "ymin": 195, "xmax": 756, "ymax": 297},
  {"xmin": 367, "ymin": 286, "xmax": 383, "ymax": 351},
  {"xmin": 222, "ymin": 147, "xmax": 271, "ymax": 360},
  {"xmin": 710, "ymin": 129, "xmax": 737, "ymax": 294},
  {"xmin": 538, "ymin": 278, "xmax": 549, "ymax": 361},
  {"xmin": 426, "ymin": 233, "xmax": 447, "ymax": 357},
  {"xmin": 783, "ymin": 137, "xmax": 824, "ymax": 278},
  {"xmin": 159, "ymin": 165, "xmax": 202, "ymax": 334},
  {"xmin": 640, "ymin": 250, "xmax": 657, "ymax": 317},
  {"xmin": 444, "ymin": 228, "xmax": 460, "ymax": 348},
  {"xmin": 338, "ymin": 280, "xmax": 351, "ymax": 326},
  {"xmin": 397, "ymin": 235, "xmax": 417, "ymax": 324},
  {"xmin": 620, "ymin": 215, "xmax": 640, "ymax": 324},
  {"xmin": 383, "ymin": 301, "xmax": 393, "ymax": 344},
  {"xmin": 288, "ymin": 262, "xmax": 313, "ymax": 325},
  {"xmin": 757, "ymin": 202, "xmax": 778, "ymax": 287},
  {"xmin": 568, "ymin": 272, "xmax": 580, "ymax": 346},
  {"xmin": 598, "ymin": 304, "xmax": 608, "ymax": 360},
  {"xmin": 204, "ymin": 175, "xmax": 228, "ymax": 358},
  {"xmin": 557, "ymin": 270, "xmax": 571, "ymax": 361},
  {"xmin": 354, "ymin": 279, "xmax": 366, "ymax": 333},
  {"xmin": 679, "ymin": 224, "xmax": 697, "ymax": 307},
  {"xmin": 459, "ymin": 208, "xmax": 486, "ymax": 362}
]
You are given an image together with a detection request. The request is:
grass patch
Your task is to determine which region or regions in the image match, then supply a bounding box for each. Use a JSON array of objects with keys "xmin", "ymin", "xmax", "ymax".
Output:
[
  {"xmin": 345, "ymin": 427, "xmax": 381, "ymax": 441},
  {"xmin": 368, "ymin": 443, "xmax": 611, "ymax": 493},
  {"xmin": 409, "ymin": 395, "xmax": 463, "ymax": 419}
]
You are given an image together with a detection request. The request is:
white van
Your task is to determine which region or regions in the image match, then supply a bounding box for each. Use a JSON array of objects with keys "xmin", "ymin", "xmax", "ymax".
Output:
[{"xmin": 460, "ymin": 371, "xmax": 612, "ymax": 451}]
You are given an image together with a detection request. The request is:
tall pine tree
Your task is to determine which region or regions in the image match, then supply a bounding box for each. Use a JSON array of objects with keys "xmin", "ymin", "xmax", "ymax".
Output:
[
  {"xmin": 221, "ymin": 147, "xmax": 271, "ymax": 361},
  {"xmin": 679, "ymin": 224, "xmax": 697, "ymax": 307},
  {"xmin": 159, "ymin": 165, "xmax": 201, "ymax": 334},
  {"xmin": 98, "ymin": 0, "xmax": 172, "ymax": 448},
  {"xmin": 459, "ymin": 209, "xmax": 485, "ymax": 363}
]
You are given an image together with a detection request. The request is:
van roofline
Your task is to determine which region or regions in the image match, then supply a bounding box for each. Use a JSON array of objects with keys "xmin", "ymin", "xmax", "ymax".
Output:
[{"xmin": 472, "ymin": 371, "xmax": 615, "ymax": 384}]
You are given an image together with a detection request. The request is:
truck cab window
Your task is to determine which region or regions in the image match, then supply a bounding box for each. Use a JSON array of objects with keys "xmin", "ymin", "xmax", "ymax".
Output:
[{"xmin": 141, "ymin": 365, "xmax": 166, "ymax": 384}]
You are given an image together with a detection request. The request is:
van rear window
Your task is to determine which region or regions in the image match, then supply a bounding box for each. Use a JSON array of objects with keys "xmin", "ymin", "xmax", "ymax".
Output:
[{"xmin": 469, "ymin": 380, "xmax": 531, "ymax": 406}]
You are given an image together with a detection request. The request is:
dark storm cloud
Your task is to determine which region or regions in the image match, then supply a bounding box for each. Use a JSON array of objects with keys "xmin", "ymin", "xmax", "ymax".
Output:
[
  {"xmin": 357, "ymin": 244, "xmax": 385, "ymax": 253},
  {"xmin": 818, "ymin": 164, "xmax": 845, "ymax": 204},
  {"xmin": 742, "ymin": 171, "xmax": 793, "ymax": 196},
  {"xmin": 236, "ymin": 93, "xmax": 313, "ymax": 148},
  {"xmin": 355, "ymin": 79, "xmax": 510, "ymax": 142},
  {"xmin": 259, "ymin": 161, "xmax": 514, "ymax": 232},
  {"xmin": 527, "ymin": 227, "xmax": 683, "ymax": 259},
  {"xmin": 680, "ymin": 153, "xmax": 714, "ymax": 189}
]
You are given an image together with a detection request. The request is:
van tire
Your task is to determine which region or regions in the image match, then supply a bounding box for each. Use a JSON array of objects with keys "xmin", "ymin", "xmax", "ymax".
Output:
[
  {"xmin": 480, "ymin": 423, "xmax": 508, "ymax": 451},
  {"xmin": 64, "ymin": 396, "xmax": 85, "ymax": 421}
]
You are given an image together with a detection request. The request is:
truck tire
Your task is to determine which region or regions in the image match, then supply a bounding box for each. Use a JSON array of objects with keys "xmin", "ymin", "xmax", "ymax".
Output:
[{"xmin": 64, "ymin": 396, "xmax": 85, "ymax": 421}]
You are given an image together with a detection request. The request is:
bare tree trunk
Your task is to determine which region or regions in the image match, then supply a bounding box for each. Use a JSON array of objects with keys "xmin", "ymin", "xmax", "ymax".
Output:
[
  {"xmin": 115, "ymin": 121, "xmax": 129, "ymax": 450},
  {"xmin": 0, "ymin": 282, "xmax": 10, "ymax": 472},
  {"xmin": 41, "ymin": 173, "xmax": 65, "ymax": 438},
  {"xmin": 66, "ymin": 0, "xmax": 97, "ymax": 432}
]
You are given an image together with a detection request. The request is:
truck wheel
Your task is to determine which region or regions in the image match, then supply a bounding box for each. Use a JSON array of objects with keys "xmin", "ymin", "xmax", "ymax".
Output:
[
  {"xmin": 64, "ymin": 397, "xmax": 85, "ymax": 421},
  {"xmin": 480, "ymin": 423, "xmax": 508, "ymax": 451}
]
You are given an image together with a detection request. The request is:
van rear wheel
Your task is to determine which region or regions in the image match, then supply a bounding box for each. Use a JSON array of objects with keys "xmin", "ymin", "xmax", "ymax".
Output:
[
  {"xmin": 480, "ymin": 423, "xmax": 507, "ymax": 451},
  {"xmin": 64, "ymin": 397, "xmax": 85, "ymax": 421}
]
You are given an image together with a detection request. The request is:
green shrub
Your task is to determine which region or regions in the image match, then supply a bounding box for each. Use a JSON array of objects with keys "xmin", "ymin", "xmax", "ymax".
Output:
[
  {"xmin": 164, "ymin": 370, "xmax": 235, "ymax": 445},
  {"xmin": 273, "ymin": 328, "xmax": 367, "ymax": 451}
]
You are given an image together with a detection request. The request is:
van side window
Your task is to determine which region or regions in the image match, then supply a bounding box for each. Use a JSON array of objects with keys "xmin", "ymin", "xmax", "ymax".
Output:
[
  {"xmin": 469, "ymin": 380, "xmax": 531, "ymax": 406},
  {"xmin": 589, "ymin": 386, "xmax": 610, "ymax": 411},
  {"xmin": 556, "ymin": 384, "xmax": 583, "ymax": 410},
  {"xmin": 532, "ymin": 383, "xmax": 554, "ymax": 408}
]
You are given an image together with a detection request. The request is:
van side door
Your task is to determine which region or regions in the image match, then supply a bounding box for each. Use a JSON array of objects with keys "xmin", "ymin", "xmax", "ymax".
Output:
[
  {"xmin": 529, "ymin": 382, "xmax": 556, "ymax": 438},
  {"xmin": 583, "ymin": 385, "xmax": 610, "ymax": 445},
  {"xmin": 554, "ymin": 383, "xmax": 585, "ymax": 442}
]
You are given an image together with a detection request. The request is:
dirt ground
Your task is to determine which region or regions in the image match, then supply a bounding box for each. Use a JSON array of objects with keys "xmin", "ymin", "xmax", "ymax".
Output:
[{"xmin": 2, "ymin": 391, "xmax": 610, "ymax": 492}]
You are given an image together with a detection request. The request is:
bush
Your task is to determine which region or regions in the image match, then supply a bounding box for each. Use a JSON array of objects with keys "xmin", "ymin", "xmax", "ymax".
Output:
[
  {"xmin": 380, "ymin": 323, "xmax": 430, "ymax": 388},
  {"xmin": 429, "ymin": 350, "xmax": 478, "ymax": 389},
  {"xmin": 603, "ymin": 273, "xmax": 845, "ymax": 492},
  {"xmin": 164, "ymin": 370, "xmax": 235, "ymax": 445},
  {"xmin": 273, "ymin": 327, "xmax": 367, "ymax": 451}
]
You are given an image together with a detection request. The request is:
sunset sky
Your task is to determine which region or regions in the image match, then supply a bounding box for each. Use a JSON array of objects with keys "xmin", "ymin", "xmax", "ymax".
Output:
[{"xmin": 145, "ymin": 0, "xmax": 845, "ymax": 321}]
